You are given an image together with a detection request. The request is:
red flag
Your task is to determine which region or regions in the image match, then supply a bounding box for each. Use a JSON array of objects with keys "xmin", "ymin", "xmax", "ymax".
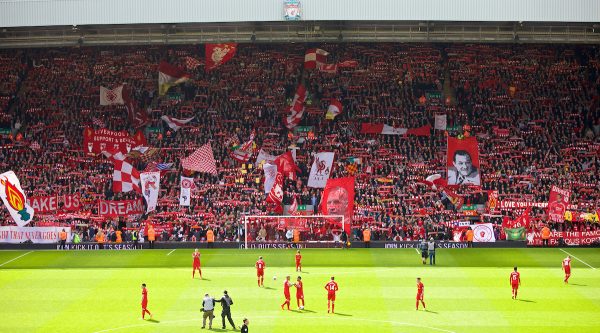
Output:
[
  {"xmin": 266, "ymin": 172, "xmax": 284, "ymax": 214},
  {"xmin": 205, "ymin": 43, "xmax": 238, "ymax": 71},
  {"xmin": 338, "ymin": 60, "xmax": 359, "ymax": 68},
  {"xmin": 283, "ymin": 84, "xmax": 307, "ymax": 129},
  {"xmin": 547, "ymin": 186, "xmax": 571, "ymax": 222},
  {"xmin": 184, "ymin": 56, "xmax": 202, "ymax": 70},
  {"xmin": 274, "ymin": 151, "xmax": 301, "ymax": 180},
  {"xmin": 122, "ymin": 86, "xmax": 149, "ymax": 129},
  {"xmin": 103, "ymin": 149, "xmax": 141, "ymax": 194},
  {"xmin": 320, "ymin": 177, "xmax": 355, "ymax": 235},
  {"xmin": 318, "ymin": 64, "xmax": 338, "ymax": 73}
]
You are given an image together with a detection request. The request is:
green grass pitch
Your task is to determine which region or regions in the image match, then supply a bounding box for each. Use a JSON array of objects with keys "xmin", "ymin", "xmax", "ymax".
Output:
[{"xmin": 0, "ymin": 248, "xmax": 599, "ymax": 333}]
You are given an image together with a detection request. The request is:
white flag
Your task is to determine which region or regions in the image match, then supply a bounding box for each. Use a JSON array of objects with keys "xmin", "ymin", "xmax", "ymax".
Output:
[
  {"xmin": 140, "ymin": 172, "xmax": 160, "ymax": 213},
  {"xmin": 255, "ymin": 149, "xmax": 276, "ymax": 168},
  {"xmin": 307, "ymin": 152, "xmax": 335, "ymax": 188},
  {"xmin": 434, "ymin": 114, "xmax": 447, "ymax": 130},
  {"xmin": 470, "ymin": 223, "xmax": 496, "ymax": 242},
  {"xmin": 0, "ymin": 171, "xmax": 35, "ymax": 227},
  {"xmin": 161, "ymin": 115, "xmax": 195, "ymax": 132},
  {"xmin": 263, "ymin": 163, "xmax": 278, "ymax": 193},
  {"xmin": 179, "ymin": 176, "xmax": 194, "ymax": 206},
  {"xmin": 100, "ymin": 85, "xmax": 125, "ymax": 105}
]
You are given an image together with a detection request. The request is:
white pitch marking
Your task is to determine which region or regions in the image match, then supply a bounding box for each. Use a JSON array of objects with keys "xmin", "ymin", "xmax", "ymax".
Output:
[
  {"xmin": 415, "ymin": 248, "xmax": 420, "ymax": 254},
  {"xmin": 166, "ymin": 249, "xmax": 176, "ymax": 256},
  {"xmin": 0, "ymin": 251, "xmax": 33, "ymax": 267},
  {"xmin": 559, "ymin": 248, "xmax": 595, "ymax": 269},
  {"xmin": 92, "ymin": 315, "xmax": 456, "ymax": 333}
]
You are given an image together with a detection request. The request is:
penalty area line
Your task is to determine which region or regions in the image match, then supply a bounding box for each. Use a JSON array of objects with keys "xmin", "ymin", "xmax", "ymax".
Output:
[
  {"xmin": 0, "ymin": 251, "xmax": 33, "ymax": 267},
  {"xmin": 166, "ymin": 249, "xmax": 176, "ymax": 256},
  {"xmin": 559, "ymin": 248, "xmax": 595, "ymax": 269}
]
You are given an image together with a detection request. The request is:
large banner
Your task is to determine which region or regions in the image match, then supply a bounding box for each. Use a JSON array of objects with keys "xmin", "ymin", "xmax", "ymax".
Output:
[
  {"xmin": 0, "ymin": 226, "xmax": 70, "ymax": 244},
  {"xmin": 83, "ymin": 128, "xmax": 147, "ymax": 154},
  {"xmin": 179, "ymin": 176, "xmax": 194, "ymax": 206},
  {"xmin": 320, "ymin": 177, "xmax": 355, "ymax": 234},
  {"xmin": 28, "ymin": 194, "xmax": 81, "ymax": 213},
  {"xmin": 263, "ymin": 163, "xmax": 278, "ymax": 194},
  {"xmin": 447, "ymin": 137, "xmax": 481, "ymax": 186},
  {"xmin": 527, "ymin": 230, "xmax": 600, "ymax": 246},
  {"xmin": 140, "ymin": 172, "xmax": 160, "ymax": 213},
  {"xmin": 470, "ymin": 223, "xmax": 496, "ymax": 242},
  {"xmin": 98, "ymin": 199, "xmax": 144, "ymax": 217},
  {"xmin": 307, "ymin": 152, "xmax": 334, "ymax": 188},
  {"xmin": 0, "ymin": 171, "xmax": 35, "ymax": 227},
  {"xmin": 547, "ymin": 186, "xmax": 571, "ymax": 222}
]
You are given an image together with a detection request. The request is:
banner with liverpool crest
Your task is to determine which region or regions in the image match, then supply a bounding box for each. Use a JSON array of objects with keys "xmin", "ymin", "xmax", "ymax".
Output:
[
  {"xmin": 307, "ymin": 152, "xmax": 334, "ymax": 188},
  {"xmin": 83, "ymin": 128, "xmax": 147, "ymax": 154},
  {"xmin": 205, "ymin": 43, "xmax": 237, "ymax": 71},
  {"xmin": 0, "ymin": 171, "xmax": 35, "ymax": 227}
]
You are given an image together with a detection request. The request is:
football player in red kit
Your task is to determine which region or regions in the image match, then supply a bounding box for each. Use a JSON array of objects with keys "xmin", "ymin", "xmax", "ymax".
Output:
[
  {"xmin": 141, "ymin": 283, "xmax": 152, "ymax": 319},
  {"xmin": 510, "ymin": 266, "xmax": 521, "ymax": 299},
  {"xmin": 192, "ymin": 248, "xmax": 202, "ymax": 279},
  {"xmin": 295, "ymin": 276, "xmax": 305, "ymax": 310},
  {"xmin": 256, "ymin": 256, "xmax": 265, "ymax": 287},
  {"xmin": 562, "ymin": 255, "xmax": 571, "ymax": 284},
  {"xmin": 416, "ymin": 277, "xmax": 426, "ymax": 310},
  {"xmin": 325, "ymin": 276, "xmax": 339, "ymax": 313},
  {"xmin": 281, "ymin": 276, "xmax": 293, "ymax": 310},
  {"xmin": 295, "ymin": 250, "xmax": 302, "ymax": 272}
]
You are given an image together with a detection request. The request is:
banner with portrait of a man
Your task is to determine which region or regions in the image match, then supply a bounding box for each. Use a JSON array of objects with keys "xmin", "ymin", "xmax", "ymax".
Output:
[
  {"xmin": 547, "ymin": 186, "xmax": 571, "ymax": 223},
  {"xmin": 319, "ymin": 177, "xmax": 355, "ymax": 235},
  {"xmin": 447, "ymin": 137, "xmax": 481, "ymax": 186}
]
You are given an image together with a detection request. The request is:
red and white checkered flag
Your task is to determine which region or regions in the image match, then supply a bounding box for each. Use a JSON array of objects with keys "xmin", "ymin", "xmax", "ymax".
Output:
[
  {"xmin": 92, "ymin": 117, "xmax": 106, "ymax": 128},
  {"xmin": 103, "ymin": 149, "xmax": 141, "ymax": 193},
  {"xmin": 182, "ymin": 143, "xmax": 218, "ymax": 175},
  {"xmin": 184, "ymin": 56, "xmax": 202, "ymax": 70}
]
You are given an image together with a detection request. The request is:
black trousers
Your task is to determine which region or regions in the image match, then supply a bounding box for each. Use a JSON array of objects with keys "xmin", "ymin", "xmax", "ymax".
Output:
[
  {"xmin": 221, "ymin": 310, "xmax": 235, "ymax": 328},
  {"xmin": 59, "ymin": 240, "xmax": 66, "ymax": 249},
  {"xmin": 542, "ymin": 239, "xmax": 549, "ymax": 247}
]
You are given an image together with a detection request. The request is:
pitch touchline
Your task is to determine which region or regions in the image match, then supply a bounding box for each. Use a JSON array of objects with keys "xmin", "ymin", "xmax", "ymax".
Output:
[
  {"xmin": 559, "ymin": 249, "xmax": 596, "ymax": 269},
  {"xmin": 0, "ymin": 251, "xmax": 33, "ymax": 267},
  {"xmin": 92, "ymin": 315, "xmax": 456, "ymax": 333}
]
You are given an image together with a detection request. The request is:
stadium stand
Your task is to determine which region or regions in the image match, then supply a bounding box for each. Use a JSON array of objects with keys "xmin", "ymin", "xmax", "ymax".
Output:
[{"xmin": 0, "ymin": 43, "xmax": 598, "ymax": 243}]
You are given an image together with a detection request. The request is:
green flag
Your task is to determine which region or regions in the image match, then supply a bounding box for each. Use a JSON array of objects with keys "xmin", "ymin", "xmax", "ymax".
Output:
[{"xmin": 505, "ymin": 227, "xmax": 526, "ymax": 241}]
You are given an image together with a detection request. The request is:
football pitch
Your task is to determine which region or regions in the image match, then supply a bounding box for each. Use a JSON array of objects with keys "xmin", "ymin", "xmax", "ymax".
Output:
[{"xmin": 0, "ymin": 248, "xmax": 599, "ymax": 333}]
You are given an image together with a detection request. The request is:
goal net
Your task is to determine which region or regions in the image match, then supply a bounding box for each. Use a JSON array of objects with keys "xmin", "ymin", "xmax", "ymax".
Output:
[{"xmin": 242, "ymin": 215, "xmax": 345, "ymax": 249}]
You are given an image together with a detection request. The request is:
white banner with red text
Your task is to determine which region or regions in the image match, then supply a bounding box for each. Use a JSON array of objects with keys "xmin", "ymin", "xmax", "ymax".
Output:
[{"xmin": 0, "ymin": 226, "xmax": 71, "ymax": 244}]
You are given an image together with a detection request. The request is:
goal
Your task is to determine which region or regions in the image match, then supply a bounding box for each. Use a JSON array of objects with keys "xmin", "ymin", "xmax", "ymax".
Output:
[{"xmin": 242, "ymin": 215, "xmax": 345, "ymax": 249}]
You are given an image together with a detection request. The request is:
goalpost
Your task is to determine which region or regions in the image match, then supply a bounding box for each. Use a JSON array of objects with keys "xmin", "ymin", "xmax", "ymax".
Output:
[{"xmin": 242, "ymin": 215, "xmax": 345, "ymax": 249}]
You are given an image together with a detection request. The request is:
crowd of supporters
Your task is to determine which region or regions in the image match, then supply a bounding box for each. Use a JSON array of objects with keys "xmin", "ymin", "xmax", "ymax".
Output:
[{"xmin": 0, "ymin": 43, "xmax": 598, "ymax": 243}]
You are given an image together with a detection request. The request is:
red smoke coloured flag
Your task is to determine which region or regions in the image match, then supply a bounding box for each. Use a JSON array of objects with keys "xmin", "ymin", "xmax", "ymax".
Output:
[
  {"xmin": 158, "ymin": 61, "xmax": 190, "ymax": 96},
  {"xmin": 304, "ymin": 48, "xmax": 329, "ymax": 69},
  {"xmin": 182, "ymin": 143, "xmax": 218, "ymax": 175},
  {"xmin": 123, "ymin": 86, "xmax": 149, "ymax": 129},
  {"xmin": 205, "ymin": 43, "xmax": 238, "ymax": 71},
  {"xmin": 326, "ymin": 99, "xmax": 343, "ymax": 120},
  {"xmin": 320, "ymin": 177, "xmax": 355, "ymax": 235},
  {"xmin": 274, "ymin": 151, "xmax": 301, "ymax": 180},
  {"xmin": 319, "ymin": 64, "xmax": 338, "ymax": 73},
  {"xmin": 266, "ymin": 172, "xmax": 284, "ymax": 214}
]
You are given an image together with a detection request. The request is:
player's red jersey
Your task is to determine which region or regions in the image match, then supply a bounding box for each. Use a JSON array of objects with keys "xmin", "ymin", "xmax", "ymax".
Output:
[
  {"xmin": 295, "ymin": 253, "xmax": 302, "ymax": 263},
  {"xmin": 417, "ymin": 282, "xmax": 424, "ymax": 295},
  {"xmin": 141, "ymin": 287, "xmax": 148, "ymax": 307},
  {"xmin": 325, "ymin": 281, "xmax": 338, "ymax": 301},
  {"xmin": 510, "ymin": 271, "xmax": 520, "ymax": 286},
  {"xmin": 296, "ymin": 281, "xmax": 304, "ymax": 297},
  {"xmin": 563, "ymin": 257, "xmax": 571, "ymax": 273},
  {"xmin": 193, "ymin": 252, "xmax": 201, "ymax": 267},
  {"xmin": 283, "ymin": 281, "xmax": 291, "ymax": 297},
  {"xmin": 256, "ymin": 259, "xmax": 265, "ymax": 276}
]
